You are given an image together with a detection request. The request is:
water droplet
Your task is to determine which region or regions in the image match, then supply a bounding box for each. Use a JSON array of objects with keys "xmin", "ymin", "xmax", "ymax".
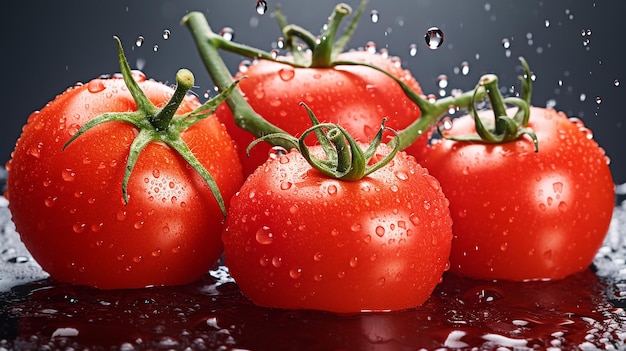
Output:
[
  {"xmin": 349, "ymin": 256, "xmax": 358, "ymax": 268},
  {"xmin": 162, "ymin": 29, "xmax": 171, "ymax": 40},
  {"xmin": 409, "ymin": 43, "xmax": 418, "ymax": 56},
  {"xmin": 558, "ymin": 201, "xmax": 568, "ymax": 212},
  {"xmin": 219, "ymin": 27, "xmax": 235, "ymax": 41},
  {"xmin": 461, "ymin": 61, "xmax": 470, "ymax": 75},
  {"xmin": 278, "ymin": 67, "xmax": 295, "ymax": 81},
  {"xmin": 152, "ymin": 44, "xmax": 159, "ymax": 52},
  {"xmin": 289, "ymin": 268, "xmax": 302, "ymax": 279},
  {"xmin": 502, "ymin": 38, "xmax": 511, "ymax": 49},
  {"xmin": 134, "ymin": 221, "xmax": 144, "ymax": 230},
  {"xmin": 395, "ymin": 171, "xmax": 408, "ymax": 181},
  {"xmin": 437, "ymin": 74, "xmax": 449, "ymax": 89},
  {"xmin": 27, "ymin": 142, "xmax": 43, "ymax": 158},
  {"xmin": 425, "ymin": 27, "xmax": 444, "ymax": 49},
  {"xmin": 271, "ymin": 256, "xmax": 282, "ymax": 268},
  {"xmin": 73, "ymin": 222, "xmax": 86, "ymax": 233},
  {"xmin": 370, "ymin": 10, "xmax": 379, "ymax": 23},
  {"xmin": 595, "ymin": 96, "xmax": 602, "ymax": 104},
  {"xmin": 351, "ymin": 223, "xmax": 362, "ymax": 232},
  {"xmin": 438, "ymin": 116, "xmax": 454, "ymax": 131},
  {"xmin": 544, "ymin": 19, "xmax": 550, "ymax": 27},
  {"xmin": 375, "ymin": 226, "xmax": 385, "ymax": 237},
  {"xmin": 238, "ymin": 59, "xmax": 252, "ymax": 73},
  {"xmin": 313, "ymin": 252, "xmax": 323, "ymax": 261},
  {"xmin": 614, "ymin": 79, "xmax": 620, "ymax": 87},
  {"xmin": 327, "ymin": 184, "xmax": 338, "ymax": 195},
  {"xmin": 280, "ymin": 181, "xmax": 293, "ymax": 190},
  {"xmin": 87, "ymin": 79, "xmax": 106, "ymax": 93},
  {"xmin": 135, "ymin": 36, "xmax": 144, "ymax": 47},
  {"xmin": 409, "ymin": 213, "xmax": 421, "ymax": 226},
  {"xmin": 256, "ymin": 0, "xmax": 268, "ymax": 15},
  {"xmin": 255, "ymin": 226, "xmax": 274, "ymax": 245},
  {"xmin": 44, "ymin": 196, "xmax": 57, "ymax": 208},
  {"xmin": 62, "ymin": 168, "xmax": 76, "ymax": 182},
  {"xmin": 363, "ymin": 41, "xmax": 377, "ymax": 54}
]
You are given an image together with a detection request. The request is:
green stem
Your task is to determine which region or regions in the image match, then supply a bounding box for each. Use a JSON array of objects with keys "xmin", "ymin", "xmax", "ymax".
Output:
[
  {"xmin": 480, "ymin": 74, "xmax": 508, "ymax": 119},
  {"xmin": 311, "ymin": 3, "xmax": 352, "ymax": 67},
  {"xmin": 181, "ymin": 12, "xmax": 298, "ymax": 150},
  {"xmin": 151, "ymin": 69, "xmax": 195, "ymax": 131}
]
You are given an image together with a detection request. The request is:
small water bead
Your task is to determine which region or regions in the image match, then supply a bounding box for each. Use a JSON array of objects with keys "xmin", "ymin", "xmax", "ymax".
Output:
[
  {"xmin": 614, "ymin": 79, "xmax": 620, "ymax": 87},
  {"xmin": 162, "ymin": 29, "xmax": 171, "ymax": 40},
  {"xmin": 461, "ymin": 61, "xmax": 470, "ymax": 75},
  {"xmin": 595, "ymin": 96, "xmax": 602, "ymax": 104},
  {"xmin": 278, "ymin": 67, "xmax": 295, "ymax": 81},
  {"xmin": 255, "ymin": 0, "xmax": 268, "ymax": 15},
  {"xmin": 238, "ymin": 60, "xmax": 252, "ymax": 73},
  {"xmin": 370, "ymin": 10, "xmax": 379, "ymax": 23},
  {"xmin": 135, "ymin": 36, "xmax": 144, "ymax": 47},
  {"xmin": 437, "ymin": 74, "xmax": 449, "ymax": 89},
  {"xmin": 365, "ymin": 41, "xmax": 377, "ymax": 54},
  {"xmin": 409, "ymin": 43, "xmax": 418, "ymax": 57},
  {"xmin": 425, "ymin": 27, "xmax": 444, "ymax": 49},
  {"xmin": 87, "ymin": 79, "xmax": 106, "ymax": 93},
  {"xmin": 219, "ymin": 27, "xmax": 235, "ymax": 41},
  {"xmin": 255, "ymin": 226, "xmax": 274, "ymax": 245},
  {"xmin": 502, "ymin": 38, "xmax": 511, "ymax": 49}
]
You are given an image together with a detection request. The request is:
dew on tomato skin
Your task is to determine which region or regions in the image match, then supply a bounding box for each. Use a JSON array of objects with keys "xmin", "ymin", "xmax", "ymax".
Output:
[
  {"xmin": 61, "ymin": 168, "xmax": 76, "ymax": 182},
  {"xmin": 278, "ymin": 67, "xmax": 295, "ymax": 81},
  {"xmin": 87, "ymin": 79, "xmax": 106, "ymax": 93},
  {"xmin": 72, "ymin": 222, "xmax": 86, "ymax": 234},
  {"xmin": 27, "ymin": 142, "xmax": 43, "ymax": 158},
  {"xmin": 255, "ymin": 226, "xmax": 274, "ymax": 245},
  {"xmin": 116, "ymin": 210, "xmax": 127, "ymax": 221},
  {"xmin": 351, "ymin": 223, "xmax": 362, "ymax": 232},
  {"xmin": 44, "ymin": 196, "xmax": 57, "ymax": 208}
]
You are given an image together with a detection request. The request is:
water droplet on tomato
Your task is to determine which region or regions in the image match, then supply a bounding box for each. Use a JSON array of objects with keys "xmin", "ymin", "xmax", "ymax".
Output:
[
  {"xmin": 327, "ymin": 184, "xmax": 338, "ymax": 195},
  {"xmin": 375, "ymin": 226, "xmax": 385, "ymax": 237},
  {"xmin": 271, "ymin": 256, "xmax": 282, "ymax": 268},
  {"xmin": 238, "ymin": 59, "xmax": 252, "ymax": 73},
  {"xmin": 289, "ymin": 268, "xmax": 302, "ymax": 279},
  {"xmin": 255, "ymin": 226, "xmax": 274, "ymax": 245},
  {"xmin": 351, "ymin": 223, "xmax": 362, "ymax": 232},
  {"xmin": 425, "ymin": 27, "xmax": 444, "ymax": 49},
  {"xmin": 370, "ymin": 9, "xmax": 379, "ymax": 23},
  {"xmin": 313, "ymin": 252, "xmax": 323, "ymax": 262},
  {"xmin": 44, "ymin": 196, "xmax": 57, "ymax": 208},
  {"xmin": 255, "ymin": 0, "xmax": 268, "ymax": 15},
  {"xmin": 134, "ymin": 221, "xmax": 144, "ymax": 230},
  {"xmin": 558, "ymin": 201, "xmax": 568, "ymax": 212},
  {"xmin": 87, "ymin": 79, "xmax": 106, "ymax": 93},
  {"xmin": 349, "ymin": 256, "xmax": 358, "ymax": 268},
  {"xmin": 278, "ymin": 67, "xmax": 295, "ymax": 81},
  {"xmin": 27, "ymin": 142, "xmax": 43, "ymax": 158},
  {"xmin": 117, "ymin": 210, "xmax": 127, "ymax": 221},
  {"xmin": 268, "ymin": 146, "xmax": 288, "ymax": 160},
  {"xmin": 409, "ymin": 213, "xmax": 421, "ymax": 226},
  {"xmin": 219, "ymin": 27, "xmax": 234, "ymax": 41},
  {"xmin": 73, "ymin": 222, "xmax": 86, "ymax": 233},
  {"xmin": 365, "ymin": 41, "xmax": 377, "ymax": 54},
  {"xmin": 62, "ymin": 168, "xmax": 76, "ymax": 182}
]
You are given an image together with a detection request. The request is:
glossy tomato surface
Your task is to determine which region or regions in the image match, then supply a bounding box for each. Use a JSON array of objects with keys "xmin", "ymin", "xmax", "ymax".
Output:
[
  {"xmin": 419, "ymin": 107, "xmax": 615, "ymax": 281},
  {"xmin": 222, "ymin": 145, "xmax": 452, "ymax": 313},
  {"xmin": 5, "ymin": 73, "xmax": 243, "ymax": 289},
  {"xmin": 216, "ymin": 51, "xmax": 427, "ymax": 176}
]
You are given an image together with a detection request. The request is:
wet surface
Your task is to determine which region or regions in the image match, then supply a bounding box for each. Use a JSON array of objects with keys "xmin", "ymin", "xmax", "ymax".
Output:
[{"xmin": 1, "ymin": 197, "xmax": 625, "ymax": 350}]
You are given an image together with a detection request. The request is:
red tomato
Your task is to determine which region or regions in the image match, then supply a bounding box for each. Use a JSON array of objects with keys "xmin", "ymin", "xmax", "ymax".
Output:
[
  {"xmin": 222, "ymin": 144, "xmax": 452, "ymax": 313},
  {"xmin": 216, "ymin": 51, "xmax": 427, "ymax": 176},
  {"xmin": 5, "ymin": 72, "xmax": 243, "ymax": 289},
  {"xmin": 419, "ymin": 107, "xmax": 614, "ymax": 281}
]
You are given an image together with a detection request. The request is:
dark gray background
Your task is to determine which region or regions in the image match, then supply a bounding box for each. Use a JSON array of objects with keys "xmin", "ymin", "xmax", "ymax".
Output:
[{"xmin": 3, "ymin": 1, "xmax": 624, "ymax": 184}]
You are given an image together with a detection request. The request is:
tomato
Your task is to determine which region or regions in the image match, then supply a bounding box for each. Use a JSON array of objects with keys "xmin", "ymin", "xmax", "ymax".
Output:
[
  {"xmin": 5, "ymin": 67, "xmax": 244, "ymax": 289},
  {"xmin": 216, "ymin": 50, "xmax": 426, "ymax": 176},
  {"xmin": 419, "ymin": 106, "xmax": 614, "ymax": 281},
  {"xmin": 222, "ymin": 144, "xmax": 452, "ymax": 313}
]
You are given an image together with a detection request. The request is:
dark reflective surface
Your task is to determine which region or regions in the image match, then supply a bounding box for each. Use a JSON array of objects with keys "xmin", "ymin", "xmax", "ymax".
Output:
[{"xmin": 1, "ymin": 202, "xmax": 626, "ymax": 351}]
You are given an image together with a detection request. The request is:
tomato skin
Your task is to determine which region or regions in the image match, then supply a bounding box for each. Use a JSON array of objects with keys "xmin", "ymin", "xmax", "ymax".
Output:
[
  {"xmin": 419, "ymin": 107, "xmax": 614, "ymax": 281},
  {"xmin": 222, "ymin": 145, "xmax": 452, "ymax": 313},
  {"xmin": 5, "ymin": 75, "xmax": 243, "ymax": 289},
  {"xmin": 216, "ymin": 51, "xmax": 426, "ymax": 176}
]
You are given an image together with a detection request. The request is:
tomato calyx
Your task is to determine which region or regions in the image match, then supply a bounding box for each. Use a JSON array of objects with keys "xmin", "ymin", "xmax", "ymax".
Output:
[
  {"xmin": 63, "ymin": 36, "xmax": 241, "ymax": 216},
  {"xmin": 437, "ymin": 57, "xmax": 539, "ymax": 151},
  {"xmin": 248, "ymin": 102, "xmax": 399, "ymax": 181}
]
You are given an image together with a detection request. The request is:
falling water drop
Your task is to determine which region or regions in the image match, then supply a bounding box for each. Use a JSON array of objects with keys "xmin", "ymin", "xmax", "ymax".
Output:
[
  {"xmin": 256, "ymin": 0, "xmax": 268, "ymax": 15},
  {"xmin": 370, "ymin": 10, "xmax": 379, "ymax": 23},
  {"xmin": 425, "ymin": 27, "xmax": 444, "ymax": 49},
  {"xmin": 162, "ymin": 29, "xmax": 171, "ymax": 40},
  {"xmin": 409, "ymin": 43, "xmax": 418, "ymax": 57},
  {"xmin": 135, "ymin": 36, "xmax": 144, "ymax": 47}
]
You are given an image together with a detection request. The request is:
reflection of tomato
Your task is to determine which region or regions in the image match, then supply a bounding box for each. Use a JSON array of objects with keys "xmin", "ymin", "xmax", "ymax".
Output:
[
  {"xmin": 216, "ymin": 51, "xmax": 426, "ymax": 176},
  {"xmin": 6, "ymin": 71, "xmax": 243, "ymax": 289},
  {"xmin": 222, "ymin": 144, "xmax": 452, "ymax": 313},
  {"xmin": 419, "ymin": 107, "xmax": 614, "ymax": 281}
]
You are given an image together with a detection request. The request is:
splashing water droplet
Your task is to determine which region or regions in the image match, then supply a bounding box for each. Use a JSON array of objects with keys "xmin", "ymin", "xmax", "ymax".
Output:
[
  {"xmin": 409, "ymin": 43, "xmax": 418, "ymax": 56},
  {"xmin": 439, "ymin": 116, "xmax": 454, "ymax": 131},
  {"xmin": 614, "ymin": 79, "xmax": 620, "ymax": 87},
  {"xmin": 461, "ymin": 61, "xmax": 470, "ymax": 75},
  {"xmin": 256, "ymin": 0, "xmax": 268, "ymax": 15},
  {"xmin": 153, "ymin": 45, "xmax": 159, "ymax": 52},
  {"xmin": 238, "ymin": 59, "xmax": 252, "ymax": 73},
  {"xmin": 162, "ymin": 29, "xmax": 171, "ymax": 40},
  {"xmin": 425, "ymin": 27, "xmax": 444, "ymax": 49},
  {"xmin": 437, "ymin": 74, "xmax": 449, "ymax": 89},
  {"xmin": 502, "ymin": 38, "xmax": 511, "ymax": 49},
  {"xmin": 135, "ymin": 36, "xmax": 144, "ymax": 47},
  {"xmin": 370, "ymin": 10, "xmax": 379, "ymax": 23},
  {"xmin": 220, "ymin": 27, "xmax": 235, "ymax": 41},
  {"xmin": 595, "ymin": 96, "xmax": 602, "ymax": 104}
]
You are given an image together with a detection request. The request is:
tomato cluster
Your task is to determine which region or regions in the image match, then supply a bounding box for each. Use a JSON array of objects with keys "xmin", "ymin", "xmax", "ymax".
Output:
[{"xmin": 4, "ymin": 2, "xmax": 615, "ymax": 314}]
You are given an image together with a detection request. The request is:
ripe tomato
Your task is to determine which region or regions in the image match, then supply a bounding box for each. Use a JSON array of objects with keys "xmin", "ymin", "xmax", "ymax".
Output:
[
  {"xmin": 216, "ymin": 51, "xmax": 426, "ymax": 176},
  {"xmin": 419, "ymin": 107, "xmax": 614, "ymax": 281},
  {"xmin": 222, "ymin": 144, "xmax": 452, "ymax": 313},
  {"xmin": 5, "ymin": 72, "xmax": 243, "ymax": 289}
]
